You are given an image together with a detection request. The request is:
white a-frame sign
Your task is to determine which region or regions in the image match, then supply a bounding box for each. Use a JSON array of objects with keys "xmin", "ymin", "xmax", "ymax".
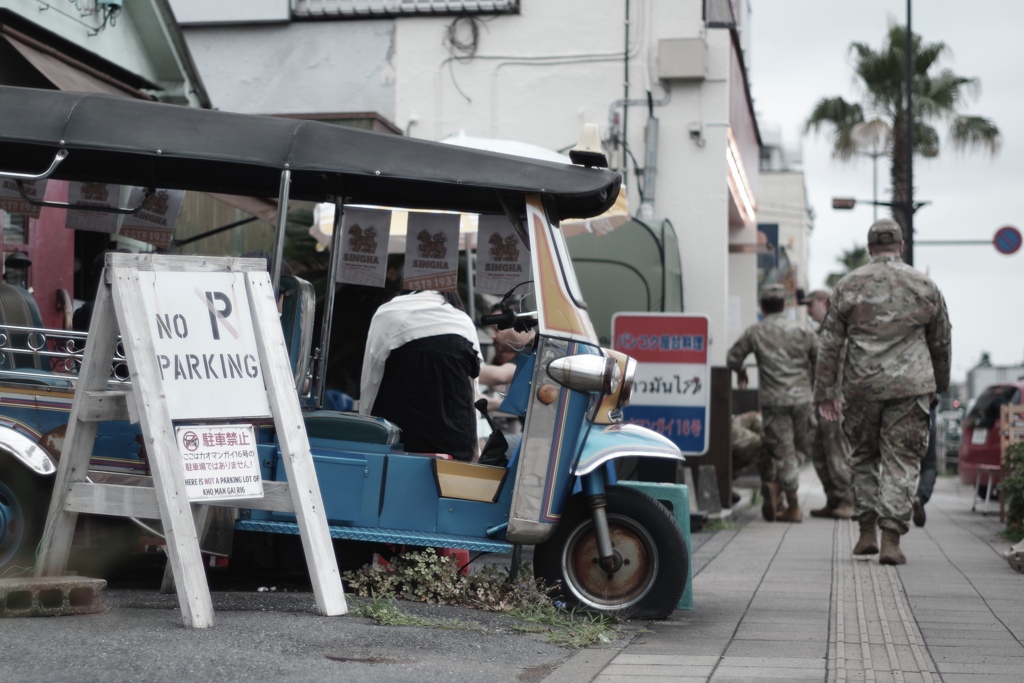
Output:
[{"xmin": 35, "ymin": 253, "xmax": 346, "ymax": 628}]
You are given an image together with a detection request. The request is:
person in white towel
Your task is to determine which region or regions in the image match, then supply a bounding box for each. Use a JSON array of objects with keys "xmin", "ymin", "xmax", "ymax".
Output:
[{"xmin": 360, "ymin": 290, "xmax": 483, "ymax": 461}]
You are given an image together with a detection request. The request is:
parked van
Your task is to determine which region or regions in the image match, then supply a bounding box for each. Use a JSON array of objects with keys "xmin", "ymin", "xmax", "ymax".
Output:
[{"xmin": 959, "ymin": 382, "xmax": 1024, "ymax": 490}]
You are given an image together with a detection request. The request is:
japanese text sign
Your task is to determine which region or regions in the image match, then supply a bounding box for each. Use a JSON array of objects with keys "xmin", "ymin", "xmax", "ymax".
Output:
[
  {"xmin": 175, "ymin": 424, "xmax": 264, "ymax": 501},
  {"xmin": 612, "ymin": 313, "xmax": 710, "ymax": 455}
]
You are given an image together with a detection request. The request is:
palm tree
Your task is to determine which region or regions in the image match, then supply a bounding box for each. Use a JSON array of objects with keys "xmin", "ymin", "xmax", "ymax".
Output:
[
  {"xmin": 805, "ymin": 25, "xmax": 1001, "ymax": 246},
  {"xmin": 825, "ymin": 245, "xmax": 869, "ymax": 288}
]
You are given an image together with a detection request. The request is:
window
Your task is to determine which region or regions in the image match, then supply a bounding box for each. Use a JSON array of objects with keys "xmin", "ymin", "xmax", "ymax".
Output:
[
  {"xmin": 966, "ymin": 385, "xmax": 1021, "ymax": 429},
  {"xmin": 291, "ymin": 0, "xmax": 520, "ymax": 18},
  {"xmin": 2, "ymin": 212, "xmax": 27, "ymax": 245}
]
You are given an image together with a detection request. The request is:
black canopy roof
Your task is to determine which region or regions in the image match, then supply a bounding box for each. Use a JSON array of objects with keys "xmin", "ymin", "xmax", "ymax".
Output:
[{"xmin": 0, "ymin": 85, "xmax": 620, "ymax": 219}]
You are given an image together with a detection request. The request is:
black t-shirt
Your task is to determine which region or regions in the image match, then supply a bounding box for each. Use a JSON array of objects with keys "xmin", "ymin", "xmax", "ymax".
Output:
[{"xmin": 371, "ymin": 334, "xmax": 481, "ymax": 461}]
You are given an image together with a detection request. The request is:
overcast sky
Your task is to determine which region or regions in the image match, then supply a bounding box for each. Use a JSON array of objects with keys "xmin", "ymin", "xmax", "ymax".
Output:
[{"xmin": 747, "ymin": 0, "xmax": 1023, "ymax": 384}]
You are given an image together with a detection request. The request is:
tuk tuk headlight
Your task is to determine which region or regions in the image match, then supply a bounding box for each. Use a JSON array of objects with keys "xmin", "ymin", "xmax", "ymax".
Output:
[
  {"xmin": 546, "ymin": 355, "xmax": 621, "ymax": 395},
  {"xmin": 617, "ymin": 356, "xmax": 637, "ymax": 408}
]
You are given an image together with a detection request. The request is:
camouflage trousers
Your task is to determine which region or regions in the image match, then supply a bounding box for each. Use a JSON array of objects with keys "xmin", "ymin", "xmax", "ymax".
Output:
[
  {"xmin": 762, "ymin": 403, "xmax": 815, "ymax": 493},
  {"xmin": 844, "ymin": 394, "xmax": 931, "ymax": 535},
  {"xmin": 731, "ymin": 411, "xmax": 763, "ymax": 477},
  {"xmin": 812, "ymin": 415, "xmax": 853, "ymax": 509}
]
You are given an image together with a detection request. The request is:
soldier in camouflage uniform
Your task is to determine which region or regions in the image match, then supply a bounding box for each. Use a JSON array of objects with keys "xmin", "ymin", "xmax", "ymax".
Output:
[
  {"xmin": 804, "ymin": 289, "xmax": 853, "ymax": 519},
  {"xmin": 730, "ymin": 411, "xmax": 763, "ymax": 475},
  {"xmin": 728, "ymin": 283, "xmax": 818, "ymax": 523},
  {"xmin": 814, "ymin": 219, "xmax": 951, "ymax": 565}
]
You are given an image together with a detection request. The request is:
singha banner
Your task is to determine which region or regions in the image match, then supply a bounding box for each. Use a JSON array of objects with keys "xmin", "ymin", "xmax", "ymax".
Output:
[
  {"xmin": 402, "ymin": 212, "xmax": 460, "ymax": 292},
  {"xmin": 336, "ymin": 207, "xmax": 391, "ymax": 287},
  {"xmin": 0, "ymin": 178, "xmax": 46, "ymax": 218},
  {"xmin": 120, "ymin": 187, "xmax": 184, "ymax": 248},
  {"xmin": 65, "ymin": 182, "xmax": 121, "ymax": 233},
  {"xmin": 475, "ymin": 215, "xmax": 531, "ymax": 295}
]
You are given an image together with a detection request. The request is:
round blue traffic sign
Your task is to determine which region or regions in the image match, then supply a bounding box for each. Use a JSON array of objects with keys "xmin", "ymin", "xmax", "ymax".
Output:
[{"xmin": 994, "ymin": 226, "xmax": 1022, "ymax": 255}]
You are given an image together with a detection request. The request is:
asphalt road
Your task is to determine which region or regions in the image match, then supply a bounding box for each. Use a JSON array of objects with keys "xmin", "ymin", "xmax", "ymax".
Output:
[{"xmin": 0, "ymin": 553, "xmax": 636, "ymax": 683}]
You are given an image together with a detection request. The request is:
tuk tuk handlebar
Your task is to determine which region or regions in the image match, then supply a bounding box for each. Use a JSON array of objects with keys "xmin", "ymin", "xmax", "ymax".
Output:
[{"xmin": 480, "ymin": 310, "xmax": 536, "ymax": 332}]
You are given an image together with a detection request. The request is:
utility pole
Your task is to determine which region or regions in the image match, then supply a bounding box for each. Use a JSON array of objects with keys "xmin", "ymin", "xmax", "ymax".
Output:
[{"xmin": 905, "ymin": 0, "xmax": 915, "ymax": 266}]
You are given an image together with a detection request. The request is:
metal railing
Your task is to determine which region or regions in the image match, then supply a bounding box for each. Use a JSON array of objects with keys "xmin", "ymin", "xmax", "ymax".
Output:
[{"xmin": 0, "ymin": 323, "xmax": 128, "ymax": 387}]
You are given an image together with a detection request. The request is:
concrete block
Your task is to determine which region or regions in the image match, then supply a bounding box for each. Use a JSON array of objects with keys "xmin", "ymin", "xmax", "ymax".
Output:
[
  {"xmin": 682, "ymin": 467, "xmax": 699, "ymax": 513},
  {"xmin": 697, "ymin": 464, "xmax": 722, "ymax": 514},
  {"xmin": 0, "ymin": 576, "xmax": 106, "ymax": 618},
  {"xmin": 619, "ymin": 481, "xmax": 693, "ymax": 611}
]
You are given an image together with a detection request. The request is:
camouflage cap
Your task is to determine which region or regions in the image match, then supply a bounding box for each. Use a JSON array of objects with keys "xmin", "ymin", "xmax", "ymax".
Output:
[
  {"xmin": 867, "ymin": 218, "xmax": 903, "ymax": 246},
  {"xmin": 806, "ymin": 288, "xmax": 831, "ymax": 302},
  {"xmin": 759, "ymin": 283, "xmax": 786, "ymax": 301}
]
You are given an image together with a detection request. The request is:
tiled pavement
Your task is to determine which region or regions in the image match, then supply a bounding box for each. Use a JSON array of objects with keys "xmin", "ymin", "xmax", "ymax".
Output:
[{"xmin": 555, "ymin": 466, "xmax": 1024, "ymax": 682}]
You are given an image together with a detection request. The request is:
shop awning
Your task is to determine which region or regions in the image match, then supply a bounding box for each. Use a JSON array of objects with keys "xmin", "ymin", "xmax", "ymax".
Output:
[{"xmin": 0, "ymin": 27, "xmax": 151, "ymax": 99}]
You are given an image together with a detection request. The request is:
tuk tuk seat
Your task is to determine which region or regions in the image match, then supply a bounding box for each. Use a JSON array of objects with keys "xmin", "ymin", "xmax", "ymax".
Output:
[{"xmin": 303, "ymin": 411, "xmax": 401, "ymax": 446}]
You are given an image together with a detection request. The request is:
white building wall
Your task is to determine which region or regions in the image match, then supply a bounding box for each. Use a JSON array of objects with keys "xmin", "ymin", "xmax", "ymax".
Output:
[
  {"xmin": 172, "ymin": 21, "xmax": 397, "ymax": 117},
  {"xmin": 393, "ymin": 2, "xmax": 743, "ymax": 365},
  {"xmin": 759, "ymin": 170, "xmax": 811, "ymax": 293},
  {"xmin": 169, "ymin": 0, "xmax": 759, "ymax": 366},
  {"xmin": 665, "ymin": 28, "xmax": 735, "ymax": 367},
  {"xmin": 170, "ymin": 0, "xmax": 290, "ymax": 25}
]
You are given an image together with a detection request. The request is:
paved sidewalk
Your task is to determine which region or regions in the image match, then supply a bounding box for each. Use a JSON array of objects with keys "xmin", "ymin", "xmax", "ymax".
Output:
[{"xmin": 557, "ymin": 466, "xmax": 1024, "ymax": 683}]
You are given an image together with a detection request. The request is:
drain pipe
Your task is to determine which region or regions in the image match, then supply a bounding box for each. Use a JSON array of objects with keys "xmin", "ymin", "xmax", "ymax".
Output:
[
  {"xmin": 621, "ymin": 0, "xmax": 630, "ymax": 175},
  {"xmin": 640, "ymin": 92, "xmax": 659, "ymax": 219}
]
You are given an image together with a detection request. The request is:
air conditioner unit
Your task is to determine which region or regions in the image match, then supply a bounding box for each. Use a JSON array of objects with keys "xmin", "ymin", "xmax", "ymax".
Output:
[{"xmin": 657, "ymin": 38, "xmax": 707, "ymax": 81}]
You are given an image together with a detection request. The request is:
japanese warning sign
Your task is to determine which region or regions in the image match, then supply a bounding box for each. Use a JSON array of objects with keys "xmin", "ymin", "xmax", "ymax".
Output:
[
  {"xmin": 138, "ymin": 269, "xmax": 271, "ymax": 420},
  {"xmin": 612, "ymin": 313, "xmax": 710, "ymax": 455},
  {"xmin": 176, "ymin": 424, "xmax": 263, "ymax": 501}
]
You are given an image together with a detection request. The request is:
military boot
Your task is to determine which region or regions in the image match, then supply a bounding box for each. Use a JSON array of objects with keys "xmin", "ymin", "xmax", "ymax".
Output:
[
  {"xmin": 853, "ymin": 517, "xmax": 878, "ymax": 555},
  {"xmin": 761, "ymin": 482, "xmax": 779, "ymax": 522},
  {"xmin": 777, "ymin": 490, "xmax": 802, "ymax": 523},
  {"xmin": 831, "ymin": 503, "xmax": 854, "ymax": 519},
  {"xmin": 912, "ymin": 496, "xmax": 926, "ymax": 527},
  {"xmin": 776, "ymin": 495, "xmax": 789, "ymax": 518},
  {"xmin": 879, "ymin": 529, "xmax": 906, "ymax": 565}
]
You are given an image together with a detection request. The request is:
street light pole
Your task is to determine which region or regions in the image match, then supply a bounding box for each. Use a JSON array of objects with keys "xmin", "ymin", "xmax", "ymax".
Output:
[
  {"xmin": 905, "ymin": 0, "xmax": 915, "ymax": 266},
  {"xmin": 850, "ymin": 120, "xmax": 891, "ymax": 224}
]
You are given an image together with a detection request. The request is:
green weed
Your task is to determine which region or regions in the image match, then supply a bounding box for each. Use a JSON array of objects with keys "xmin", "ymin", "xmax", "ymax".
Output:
[{"xmin": 342, "ymin": 548, "xmax": 620, "ymax": 648}]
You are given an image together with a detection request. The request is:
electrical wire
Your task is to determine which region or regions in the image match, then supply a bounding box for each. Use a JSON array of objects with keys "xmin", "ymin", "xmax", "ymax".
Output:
[
  {"xmin": 444, "ymin": 14, "xmax": 483, "ymax": 103},
  {"xmin": 444, "ymin": 14, "xmax": 480, "ymax": 61}
]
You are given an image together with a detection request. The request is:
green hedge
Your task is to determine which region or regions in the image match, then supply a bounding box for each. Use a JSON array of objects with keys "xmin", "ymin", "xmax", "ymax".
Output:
[{"xmin": 1002, "ymin": 442, "xmax": 1024, "ymax": 535}]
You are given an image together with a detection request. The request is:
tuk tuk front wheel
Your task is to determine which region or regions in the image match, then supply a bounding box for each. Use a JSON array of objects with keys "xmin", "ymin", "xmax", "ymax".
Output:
[
  {"xmin": 0, "ymin": 464, "xmax": 49, "ymax": 573},
  {"xmin": 534, "ymin": 485, "xmax": 687, "ymax": 620}
]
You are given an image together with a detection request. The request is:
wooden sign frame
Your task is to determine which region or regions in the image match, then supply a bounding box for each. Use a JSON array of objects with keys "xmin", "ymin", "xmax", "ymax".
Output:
[{"xmin": 34, "ymin": 253, "xmax": 346, "ymax": 628}]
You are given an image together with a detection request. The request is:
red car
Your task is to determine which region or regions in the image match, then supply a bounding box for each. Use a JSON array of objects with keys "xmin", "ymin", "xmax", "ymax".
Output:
[{"xmin": 959, "ymin": 382, "xmax": 1024, "ymax": 489}]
